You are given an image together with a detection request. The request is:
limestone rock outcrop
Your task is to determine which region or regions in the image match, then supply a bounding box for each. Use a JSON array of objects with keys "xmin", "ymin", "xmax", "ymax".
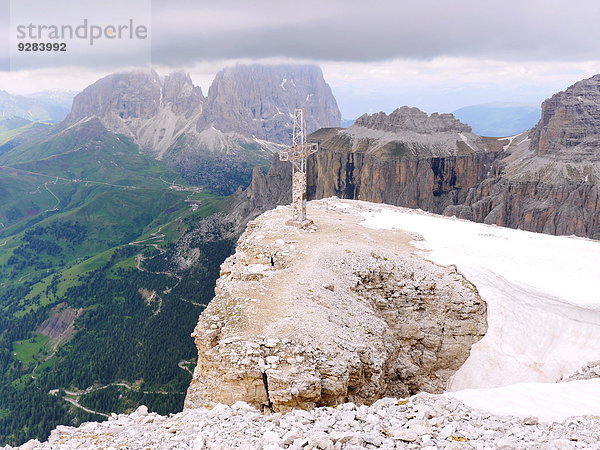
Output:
[{"xmin": 185, "ymin": 199, "xmax": 487, "ymax": 412}]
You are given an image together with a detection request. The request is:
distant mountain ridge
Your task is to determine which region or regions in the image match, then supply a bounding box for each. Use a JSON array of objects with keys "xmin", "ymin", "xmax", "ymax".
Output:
[
  {"xmin": 453, "ymin": 102, "xmax": 540, "ymax": 137},
  {"xmin": 0, "ymin": 90, "xmax": 76, "ymax": 123},
  {"xmin": 355, "ymin": 107, "xmax": 471, "ymax": 134}
]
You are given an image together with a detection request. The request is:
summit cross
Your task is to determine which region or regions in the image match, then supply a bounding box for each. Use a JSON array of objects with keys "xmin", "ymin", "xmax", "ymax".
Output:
[{"xmin": 278, "ymin": 108, "xmax": 319, "ymax": 225}]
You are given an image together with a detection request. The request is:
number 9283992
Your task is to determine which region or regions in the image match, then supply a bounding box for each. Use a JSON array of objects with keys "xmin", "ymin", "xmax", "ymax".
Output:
[{"xmin": 17, "ymin": 42, "xmax": 67, "ymax": 51}]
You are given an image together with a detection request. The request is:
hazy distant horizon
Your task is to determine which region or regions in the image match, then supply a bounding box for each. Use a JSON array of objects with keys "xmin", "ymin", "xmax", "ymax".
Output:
[{"xmin": 0, "ymin": 62, "xmax": 583, "ymax": 121}]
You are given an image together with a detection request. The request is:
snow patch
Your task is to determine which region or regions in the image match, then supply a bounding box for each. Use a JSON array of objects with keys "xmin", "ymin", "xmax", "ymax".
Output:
[
  {"xmin": 501, "ymin": 132, "xmax": 523, "ymax": 151},
  {"xmin": 458, "ymin": 132, "xmax": 475, "ymax": 151},
  {"xmin": 447, "ymin": 379, "xmax": 600, "ymax": 422}
]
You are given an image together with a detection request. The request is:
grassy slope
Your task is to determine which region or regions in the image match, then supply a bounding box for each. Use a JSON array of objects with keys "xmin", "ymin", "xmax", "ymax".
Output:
[
  {"xmin": 0, "ymin": 123, "xmax": 37, "ymax": 147},
  {"xmin": 12, "ymin": 334, "xmax": 50, "ymax": 364},
  {"xmin": 0, "ymin": 118, "xmax": 226, "ymax": 312},
  {"xmin": 0, "ymin": 122, "xmax": 54, "ymax": 158}
]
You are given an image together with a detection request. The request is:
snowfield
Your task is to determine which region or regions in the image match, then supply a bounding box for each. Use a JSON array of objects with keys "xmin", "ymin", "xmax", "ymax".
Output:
[{"xmin": 356, "ymin": 200, "xmax": 600, "ymax": 420}]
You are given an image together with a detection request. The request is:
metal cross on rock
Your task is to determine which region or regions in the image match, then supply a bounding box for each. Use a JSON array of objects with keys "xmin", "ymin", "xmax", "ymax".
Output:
[{"xmin": 278, "ymin": 108, "xmax": 318, "ymax": 225}]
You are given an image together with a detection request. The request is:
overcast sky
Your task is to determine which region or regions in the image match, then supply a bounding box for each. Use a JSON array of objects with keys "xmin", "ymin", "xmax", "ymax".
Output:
[{"xmin": 1, "ymin": 0, "xmax": 600, "ymax": 117}]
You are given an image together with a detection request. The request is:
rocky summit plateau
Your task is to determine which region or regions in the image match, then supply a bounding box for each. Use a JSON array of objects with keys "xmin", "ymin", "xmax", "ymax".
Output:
[
  {"xmin": 185, "ymin": 199, "xmax": 487, "ymax": 411},
  {"xmin": 15, "ymin": 198, "xmax": 600, "ymax": 449}
]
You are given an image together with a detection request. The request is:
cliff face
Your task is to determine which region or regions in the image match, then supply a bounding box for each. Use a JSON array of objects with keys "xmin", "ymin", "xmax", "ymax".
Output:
[
  {"xmin": 185, "ymin": 199, "xmax": 487, "ymax": 412},
  {"xmin": 447, "ymin": 175, "xmax": 600, "ymax": 237},
  {"xmin": 453, "ymin": 74, "xmax": 600, "ymax": 238},
  {"xmin": 238, "ymin": 108, "xmax": 507, "ymax": 224},
  {"xmin": 529, "ymin": 74, "xmax": 600, "ymax": 158},
  {"xmin": 196, "ymin": 64, "xmax": 341, "ymax": 144},
  {"xmin": 305, "ymin": 126, "xmax": 505, "ymax": 215},
  {"xmin": 228, "ymin": 158, "xmax": 292, "ymax": 225}
]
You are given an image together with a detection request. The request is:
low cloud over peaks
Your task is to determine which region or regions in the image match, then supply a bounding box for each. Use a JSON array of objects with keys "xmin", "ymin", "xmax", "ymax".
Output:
[{"xmin": 151, "ymin": 0, "xmax": 600, "ymax": 65}]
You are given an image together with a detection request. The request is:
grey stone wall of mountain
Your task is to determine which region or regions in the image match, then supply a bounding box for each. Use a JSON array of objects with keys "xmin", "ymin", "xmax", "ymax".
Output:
[
  {"xmin": 529, "ymin": 74, "xmax": 600, "ymax": 158},
  {"xmin": 240, "ymin": 80, "xmax": 600, "ymax": 239},
  {"xmin": 304, "ymin": 108, "xmax": 505, "ymax": 212},
  {"xmin": 63, "ymin": 70, "xmax": 205, "ymax": 158},
  {"xmin": 456, "ymin": 74, "xmax": 600, "ymax": 238},
  {"xmin": 196, "ymin": 64, "xmax": 341, "ymax": 144},
  {"xmin": 228, "ymin": 159, "xmax": 293, "ymax": 226}
]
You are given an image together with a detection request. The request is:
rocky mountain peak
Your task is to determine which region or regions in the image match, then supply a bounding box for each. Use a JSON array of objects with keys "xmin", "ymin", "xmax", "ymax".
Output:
[
  {"xmin": 65, "ymin": 69, "xmax": 204, "ymax": 125},
  {"xmin": 196, "ymin": 64, "xmax": 341, "ymax": 143},
  {"xmin": 61, "ymin": 64, "xmax": 340, "ymax": 162},
  {"xmin": 58, "ymin": 64, "xmax": 341, "ymax": 191},
  {"xmin": 62, "ymin": 69, "xmax": 206, "ymax": 157},
  {"xmin": 162, "ymin": 71, "xmax": 205, "ymax": 117},
  {"xmin": 65, "ymin": 70, "xmax": 163, "ymax": 123},
  {"xmin": 529, "ymin": 74, "xmax": 600, "ymax": 157},
  {"xmin": 354, "ymin": 106, "xmax": 471, "ymax": 134}
]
